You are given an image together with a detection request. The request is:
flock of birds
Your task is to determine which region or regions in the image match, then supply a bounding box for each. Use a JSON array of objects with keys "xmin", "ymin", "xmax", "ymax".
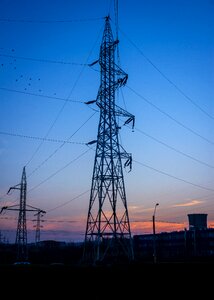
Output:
[{"xmin": 0, "ymin": 48, "xmax": 57, "ymax": 95}]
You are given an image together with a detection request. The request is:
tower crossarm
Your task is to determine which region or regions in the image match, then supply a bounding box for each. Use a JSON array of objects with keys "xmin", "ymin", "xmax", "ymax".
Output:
[
  {"xmin": 120, "ymin": 145, "xmax": 132, "ymax": 172},
  {"xmin": 7, "ymin": 184, "xmax": 21, "ymax": 194},
  {"xmin": 0, "ymin": 204, "xmax": 45, "ymax": 213},
  {"xmin": 0, "ymin": 204, "xmax": 20, "ymax": 213},
  {"xmin": 26, "ymin": 204, "xmax": 46, "ymax": 214},
  {"xmin": 115, "ymin": 104, "xmax": 135, "ymax": 129},
  {"xmin": 95, "ymin": 90, "xmax": 135, "ymax": 130}
]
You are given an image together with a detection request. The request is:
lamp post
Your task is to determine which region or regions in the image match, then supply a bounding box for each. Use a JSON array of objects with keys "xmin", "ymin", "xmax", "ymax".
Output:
[{"xmin": 152, "ymin": 203, "xmax": 159, "ymax": 263}]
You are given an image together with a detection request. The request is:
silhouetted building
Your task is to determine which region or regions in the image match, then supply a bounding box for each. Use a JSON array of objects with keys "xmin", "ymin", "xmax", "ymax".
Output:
[
  {"xmin": 134, "ymin": 228, "xmax": 214, "ymax": 261},
  {"xmin": 134, "ymin": 214, "xmax": 214, "ymax": 261},
  {"xmin": 188, "ymin": 213, "xmax": 207, "ymax": 230}
]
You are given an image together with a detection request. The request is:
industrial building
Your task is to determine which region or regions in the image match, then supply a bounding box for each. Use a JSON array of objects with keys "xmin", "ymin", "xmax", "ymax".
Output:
[{"xmin": 134, "ymin": 214, "xmax": 214, "ymax": 261}]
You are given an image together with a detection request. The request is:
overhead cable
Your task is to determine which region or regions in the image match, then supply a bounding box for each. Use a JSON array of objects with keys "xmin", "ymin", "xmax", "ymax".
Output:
[
  {"xmin": 0, "ymin": 53, "xmax": 87, "ymax": 65},
  {"xmin": 0, "ymin": 131, "xmax": 86, "ymax": 144},
  {"xmin": 24, "ymin": 24, "xmax": 103, "ymax": 167},
  {"xmin": 28, "ymin": 148, "xmax": 91, "ymax": 193},
  {"xmin": 0, "ymin": 17, "xmax": 104, "ymax": 23},
  {"xmin": 47, "ymin": 190, "xmax": 90, "ymax": 212},
  {"xmin": 119, "ymin": 26, "xmax": 214, "ymax": 120},
  {"xmin": 0, "ymin": 87, "xmax": 84, "ymax": 103},
  {"xmin": 133, "ymin": 127, "xmax": 214, "ymax": 169},
  {"xmin": 28, "ymin": 112, "xmax": 97, "ymax": 178},
  {"xmin": 127, "ymin": 85, "xmax": 214, "ymax": 145},
  {"xmin": 134, "ymin": 159, "xmax": 214, "ymax": 192}
]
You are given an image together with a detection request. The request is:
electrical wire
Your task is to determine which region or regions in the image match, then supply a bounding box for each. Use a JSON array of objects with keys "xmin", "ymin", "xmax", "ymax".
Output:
[
  {"xmin": 24, "ymin": 24, "xmax": 103, "ymax": 167},
  {"xmin": 0, "ymin": 17, "xmax": 104, "ymax": 23},
  {"xmin": 0, "ymin": 216, "xmax": 78, "ymax": 235},
  {"xmin": 46, "ymin": 190, "xmax": 90, "ymax": 213},
  {"xmin": 118, "ymin": 26, "xmax": 214, "ymax": 121},
  {"xmin": 127, "ymin": 85, "xmax": 214, "ymax": 145},
  {"xmin": 28, "ymin": 148, "xmax": 91, "ymax": 193},
  {"xmin": 0, "ymin": 217, "xmax": 77, "ymax": 223},
  {"xmin": 133, "ymin": 159, "xmax": 214, "ymax": 192},
  {"xmin": 0, "ymin": 107, "xmax": 96, "ymax": 207},
  {"xmin": 35, "ymin": 219, "xmax": 77, "ymax": 223},
  {"xmin": 0, "ymin": 53, "xmax": 87, "ymax": 65},
  {"xmin": 132, "ymin": 127, "xmax": 214, "ymax": 169},
  {"xmin": 28, "ymin": 112, "xmax": 97, "ymax": 178},
  {"xmin": 0, "ymin": 87, "xmax": 84, "ymax": 103},
  {"xmin": 1, "ymin": 146, "xmax": 90, "ymax": 210},
  {"xmin": 0, "ymin": 131, "xmax": 86, "ymax": 145}
]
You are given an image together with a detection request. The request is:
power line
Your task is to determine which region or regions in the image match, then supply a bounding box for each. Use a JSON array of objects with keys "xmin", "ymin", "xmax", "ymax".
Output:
[
  {"xmin": 0, "ymin": 53, "xmax": 87, "ymax": 66},
  {"xmin": 0, "ymin": 216, "xmax": 77, "ymax": 223},
  {"xmin": 28, "ymin": 148, "xmax": 91, "ymax": 193},
  {"xmin": 0, "ymin": 17, "xmax": 104, "ymax": 23},
  {"xmin": 0, "ymin": 131, "xmax": 86, "ymax": 145},
  {"xmin": 134, "ymin": 159, "xmax": 214, "ymax": 192},
  {"xmin": 118, "ymin": 26, "xmax": 214, "ymax": 121},
  {"xmin": 2, "ymin": 147, "xmax": 91, "ymax": 209},
  {"xmin": 133, "ymin": 127, "xmax": 214, "ymax": 169},
  {"xmin": 0, "ymin": 87, "xmax": 84, "ymax": 103},
  {"xmin": 39, "ymin": 219, "xmax": 77, "ymax": 223},
  {"xmin": 28, "ymin": 112, "xmax": 97, "ymax": 178},
  {"xmin": 47, "ymin": 190, "xmax": 90, "ymax": 213},
  {"xmin": 25, "ymin": 25, "xmax": 103, "ymax": 167},
  {"xmin": 127, "ymin": 85, "xmax": 214, "ymax": 145},
  {"xmin": 0, "ymin": 217, "xmax": 78, "ymax": 223},
  {"xmin": 131, "ymin": 219, "xmax": 184, "ymax": 225}
]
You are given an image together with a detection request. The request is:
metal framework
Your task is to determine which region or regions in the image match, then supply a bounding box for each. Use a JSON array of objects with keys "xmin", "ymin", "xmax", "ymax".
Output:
[
  {"xmin": 7, "ymin": 166, "xmax": 28, "ymax": 261},
  {"xmin": 34, "ymin": 210, "xmax": 45, "ymax": 244},
  {"xmin": 0, "ymin": 167, "xmax": 46, "ymax": 261},
  {"xmin": 84, "ymin": 16, "xmax": 135, "ymax": 262}
]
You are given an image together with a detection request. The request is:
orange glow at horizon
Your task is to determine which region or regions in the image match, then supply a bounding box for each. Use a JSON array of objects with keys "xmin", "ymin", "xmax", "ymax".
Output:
[
  {"xmin": 131, "ymin": 221, "xmax": 185, "ymax": 235},
  {"xmin": 1, "ymin": 214, "xmax": 214, "ymax": 240}
]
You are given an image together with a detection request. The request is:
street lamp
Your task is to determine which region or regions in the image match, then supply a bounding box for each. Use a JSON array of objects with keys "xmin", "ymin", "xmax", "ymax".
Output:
[{"xmin": 152, "ymin": 203, "xmax": 159, "ymax": 263}]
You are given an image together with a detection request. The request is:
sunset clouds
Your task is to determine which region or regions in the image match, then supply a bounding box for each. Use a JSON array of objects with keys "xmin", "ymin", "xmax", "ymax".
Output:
[{"xmin": 172, "ymin": 200, "xmax": 204, "ymax": 208}]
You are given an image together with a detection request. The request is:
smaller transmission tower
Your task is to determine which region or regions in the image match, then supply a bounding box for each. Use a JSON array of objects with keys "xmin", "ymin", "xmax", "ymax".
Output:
[
  {"xmin": 33, "ymin": 209, "xmax": 45, "ymax": 244},
  {"xmin": 7, "ymin": 166, "xmax": 27, "ymax": 261},
  {"xmin": 0, "ymin": 167, "xmax": 46, "ymax": 262}
]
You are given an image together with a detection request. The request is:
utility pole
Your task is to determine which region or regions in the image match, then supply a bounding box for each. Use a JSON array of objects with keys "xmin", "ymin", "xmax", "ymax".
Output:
[{"xmin": 84, "ymin": 16, "xmax": 135, "ymax": 263}]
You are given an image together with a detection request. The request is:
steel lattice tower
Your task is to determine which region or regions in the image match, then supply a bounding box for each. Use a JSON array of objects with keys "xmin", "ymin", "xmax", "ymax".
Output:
[
  {"xmin": 0, "ymin": 167, "xmax": 46, "ymax": 262},
  {"xmin": 34, "ymin": 210, "xmax": 45, "ymax": 244},
  {"xmin": 84, "ymin": 16, "xmax": 135, "ymax": 262},
  {"xmin": 16, "ymin": 167, "xmax": 27, "ymax": 260},
  {"xmin": 8, "ymin": 167, "xmax": 27, "ymax": 261}
]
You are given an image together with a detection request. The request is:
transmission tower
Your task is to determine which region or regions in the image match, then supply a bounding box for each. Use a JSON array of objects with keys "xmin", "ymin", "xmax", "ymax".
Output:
[
  {"xmin": 33, "ymin": 209, "xmax": 45, "ymax": 244},
  {"xmin": 0, "ymin": 167, "xmax": 46, "ymax": 262},
  {"xmin": 84, "ymin": 16, "xmax": 135, "ymax": 262},
  {"xmin": 7, "ymin": 166, "xmax": 28, "ymax": 261}
]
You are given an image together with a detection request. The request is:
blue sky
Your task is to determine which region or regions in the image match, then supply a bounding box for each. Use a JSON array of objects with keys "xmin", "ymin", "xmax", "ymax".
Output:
[{"xmin": 0, "ymin": 0, "xmax": 213, "ymax": 242}]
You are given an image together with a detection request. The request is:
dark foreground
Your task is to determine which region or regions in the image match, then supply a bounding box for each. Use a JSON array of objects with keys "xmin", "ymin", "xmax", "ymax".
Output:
[{"xmin": 1, "ymin": 262, "xmax": 213, "ymax": 297}]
